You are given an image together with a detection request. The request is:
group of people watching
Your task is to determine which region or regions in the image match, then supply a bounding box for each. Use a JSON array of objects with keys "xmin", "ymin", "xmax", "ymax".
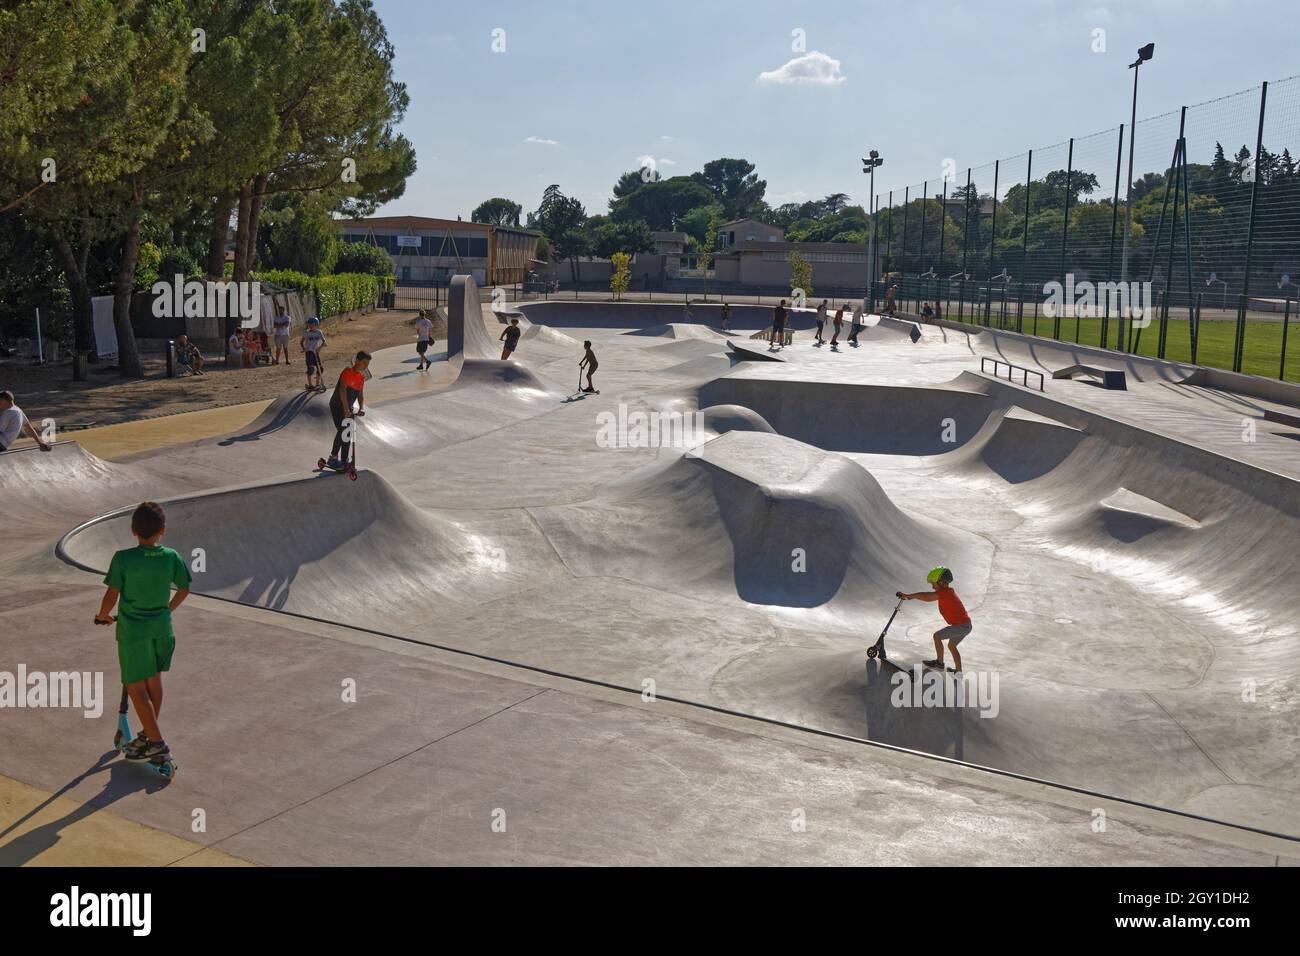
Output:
[{"xmin": 170, "ymin": 305, "xmax": 313, "ymax": 376}]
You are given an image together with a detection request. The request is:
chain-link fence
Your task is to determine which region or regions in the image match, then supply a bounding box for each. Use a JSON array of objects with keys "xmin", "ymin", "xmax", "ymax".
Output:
[{"xmin": 869, "ymin": 74, "xmax": 1300, "ymax": 382}]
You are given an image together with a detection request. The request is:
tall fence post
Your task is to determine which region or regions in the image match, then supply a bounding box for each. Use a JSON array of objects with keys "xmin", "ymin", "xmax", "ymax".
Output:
[
  {"xmin": 1159, "ymin": 125, "xmax": 1187, "ymax": 360},
  {"xmin": 961, "ymin": 167, "xmax": 972, "ymax": 283},
  {"xmin": 1103, "ymin": 124, "xmax": 1125, "ymax": 350},
  {"xmin": 1235, "ymin": 81, "xmax": 1269, "ymax": 373},
  {"xmin": 1019, "ymin": 150, "xmax": 1033, "ymax": 334},
  {"xmin": 885, "ymin": 189, "xmax": 893, "ymax": 275},
  {"xmin": 1056, "ymin": 138, "xmax": 1074, "ymax": 340},
  {"xmin": 988, "ymin": 160, "xmax": 1000, "ymax": 295},
  {"xmin": 901, "ymin": 186, "xmax": 910, "ymax": 279},
  {"xmin": 937, "ymin": 179, "xmax": 948, "ymax": 294},
  {"xmin": 1281, "ymin": 298, "xmax": 1292, "ymax": 380},
  {"xmin": 918, "ymin": 181, "xmax": 929, "ymax": 282}
]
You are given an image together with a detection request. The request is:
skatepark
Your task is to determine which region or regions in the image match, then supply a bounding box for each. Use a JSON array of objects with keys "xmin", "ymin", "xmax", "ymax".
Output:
[{"xmin": 3, "ymin": 276, "xmax": 1299, "ymax": 865}]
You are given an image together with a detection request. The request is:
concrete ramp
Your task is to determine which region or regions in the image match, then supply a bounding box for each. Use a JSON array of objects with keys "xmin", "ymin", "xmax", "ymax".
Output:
[
  {"xmin": 528, "ymin": 428, "xmax": 988, "ymax": 626},
  {"xmin": 954, "ymin": 406, "xmax": 1087, "ymax": 484},
  {"xmin": 691, "ymin": 430, "xmax": 984, "ymax": 611},
  {"xmin": 699, "ymin": 376, "xmax": 995, "ymax": 454},
  {"xmin": 447, "ymin": 275, "xmax": 502, "ymax": 364},
  {"xmin": 624, "ymin": 323, "xmax": 733, "ymax": 341},
  {"xmin": 59, "ymin": 470, "xmax": 567, "ymax": 628},
  {"xmin": 0, "ymin": 440, "xmax": 186, "ymax": 538},
  {"xmin": 520, "ymin": 323, "xmax": 581, "ymax": 348}
]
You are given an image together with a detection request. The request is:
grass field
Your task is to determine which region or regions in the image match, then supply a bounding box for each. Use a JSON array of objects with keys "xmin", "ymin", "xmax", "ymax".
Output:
[{"xmin": 951, "ymin": 305, "xmax": 1299, "ymax": 382}]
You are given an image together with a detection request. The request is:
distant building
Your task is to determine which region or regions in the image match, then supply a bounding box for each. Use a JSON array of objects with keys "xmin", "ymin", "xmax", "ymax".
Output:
[
  {"xmin": 711, "ymin": 220, "xmax": 872, "ymax": 288},
  {"xmin": 538, "ymin": 219, "xmax": 873, "ymax": 291},
  {"xmin": 335, "ymin": 215, "xmax": 539, "ymax": 285},
  {"xmin": 715, "ymin": 218, "xmax": 784, "ymax": 248}
]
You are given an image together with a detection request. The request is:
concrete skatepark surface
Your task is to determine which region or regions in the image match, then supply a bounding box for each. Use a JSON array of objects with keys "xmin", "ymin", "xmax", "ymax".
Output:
[{"xmin": 4, "ymin": 275, "xmax": 1300, "ymax": 865}]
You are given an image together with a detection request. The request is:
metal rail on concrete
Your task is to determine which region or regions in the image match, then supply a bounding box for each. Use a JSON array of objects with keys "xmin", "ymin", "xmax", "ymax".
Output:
[{"xmin": 981, "ymin": 356, "xmax": 1045, "ymax": 391}]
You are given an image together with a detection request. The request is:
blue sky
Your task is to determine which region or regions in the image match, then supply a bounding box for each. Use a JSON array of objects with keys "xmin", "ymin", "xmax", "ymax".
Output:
[{"xmin": 372, "ymin": 0, "xmax": 1296, "ymax": 220}]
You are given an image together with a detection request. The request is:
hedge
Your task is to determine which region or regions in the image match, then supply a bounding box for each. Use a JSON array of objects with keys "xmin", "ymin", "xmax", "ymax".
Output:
[{"xmin": 255, "ymin": 269, "xmax": 382, "ymax": 319}]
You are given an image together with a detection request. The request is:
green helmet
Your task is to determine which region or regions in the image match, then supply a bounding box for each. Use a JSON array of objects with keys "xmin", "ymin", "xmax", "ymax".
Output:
[{"xmin": 926, "ymin": 566, "xmax": 953, "ymax": 585}]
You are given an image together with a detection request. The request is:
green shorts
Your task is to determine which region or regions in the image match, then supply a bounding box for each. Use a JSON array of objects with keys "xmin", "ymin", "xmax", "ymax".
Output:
[{"xmin": 117, "ymin": 632, "xmax": 176, "ymax": 684}]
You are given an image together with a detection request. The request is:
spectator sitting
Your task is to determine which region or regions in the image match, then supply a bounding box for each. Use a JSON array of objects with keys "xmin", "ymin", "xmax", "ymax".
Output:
[
  {"xmin": 241, "ymin": 329, "xmax": 264, "ymax": 366},
  {"xmin": 175, "ymin": 335, "xmax": 204, "ymax": 376},
  {"xmin": 227, "ymin": 330, "xmax": 250, "ymax": 367}
]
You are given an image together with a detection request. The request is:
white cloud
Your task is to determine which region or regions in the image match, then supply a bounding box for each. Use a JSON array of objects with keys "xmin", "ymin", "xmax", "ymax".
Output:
[
  {"xmin": 523, "ymin": 135, "xmax": 559, "ymax": 146},
  {"xmin": 756, "ymin": 51, "xmax": 846, "ymax": 86},
  {"xmin": 659, "ymin": 134, "xmax": 675, "ymax": 141},
  {"xmin": 768, "ymin": 190, "xmax": 812, "ymax": 205}
]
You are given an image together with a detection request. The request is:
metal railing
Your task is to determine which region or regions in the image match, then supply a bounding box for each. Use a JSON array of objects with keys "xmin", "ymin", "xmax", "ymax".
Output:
[{"xmin": 981, "ymin": 356, "xmax": 1045, "ymax": 391}]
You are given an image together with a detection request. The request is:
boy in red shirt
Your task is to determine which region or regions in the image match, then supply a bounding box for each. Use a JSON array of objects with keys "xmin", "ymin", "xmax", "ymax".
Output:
[
  {"xmin": 897, "ymin": 566, "xmax": 972, "ymax": 671},
  {"xmin": 326, "ymin": 351, "xmax": 370, "ymax": 470}
]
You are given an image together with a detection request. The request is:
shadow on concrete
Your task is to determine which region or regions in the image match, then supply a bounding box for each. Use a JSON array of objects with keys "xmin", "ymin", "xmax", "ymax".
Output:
[
  {"xmin": 0, "ymin": 750, "xmax": 170, "ymax": 866},
  {"xmin": 217, "ymin": 389, "xmax": 316, "ymax": 446}
]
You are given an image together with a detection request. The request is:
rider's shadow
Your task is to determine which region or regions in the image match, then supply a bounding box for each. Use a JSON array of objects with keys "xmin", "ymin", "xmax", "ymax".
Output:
[{"xmin": 0, "ymin": 750, "xmax": 171, "ymax": 866}]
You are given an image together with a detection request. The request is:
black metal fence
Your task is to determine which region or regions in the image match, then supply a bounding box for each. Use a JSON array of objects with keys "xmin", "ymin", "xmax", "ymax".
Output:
[{"xmin": 868, "ymin": 73, "xmax": 1300, "ymax": 382}]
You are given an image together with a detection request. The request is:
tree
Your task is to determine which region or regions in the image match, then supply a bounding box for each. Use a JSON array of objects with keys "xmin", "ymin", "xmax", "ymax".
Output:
[
  {"xmin": 265, "ymin": 197, "xmax": 339, "ymax": 275},
  {"xmin": 591, "ymin": 219, "xmax": 654, "ymax": 259},
  {"xmin": 611, "ymin": 169, "xmax": 650, "ymax": 201},
  {"xmin": 821, "ymin": 193, "xmax": 850, "ymax": 215},
  {"xmin": 690, "ymin": 158, "xmax": 766, "ymax": 220},
  {"xmin": 696, "ymin": 205, "xmax": 724, "ymax": 297},
  {"xmin": 788, "ymin": 250, "xmax": 813, "ymax": 298},
  {"xmin": 611, "ymin": 176, "xmax": 712, "ymax": 230},
  {"xmin": 335, "ymin": 240, "xmax": 394, "ymax": 277},
  {"xmin": 531, "ymin": 185, "xmax": 588, "ymax": 281},
  {"xmin": 472, "ymin": 197, "xmax": 522, "ymax": 226},
  {"xmin": 0, "ymin": 0, "xmax": 134, "ymax": 213},
  {"xmin": 610, "ymin": 252, "xmax": 631, "ymax": 300}
]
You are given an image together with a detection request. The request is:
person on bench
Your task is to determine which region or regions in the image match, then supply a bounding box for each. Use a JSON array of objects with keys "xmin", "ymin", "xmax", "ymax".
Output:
[{"xmin": 175, "ymin": 335, "xmax": 205, "ymax": 376}]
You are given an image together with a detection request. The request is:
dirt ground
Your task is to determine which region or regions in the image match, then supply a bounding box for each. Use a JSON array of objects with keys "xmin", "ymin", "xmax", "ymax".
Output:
[{"xmin": 0, "ymin": 308, "xmax": 445, "ymax": 430}]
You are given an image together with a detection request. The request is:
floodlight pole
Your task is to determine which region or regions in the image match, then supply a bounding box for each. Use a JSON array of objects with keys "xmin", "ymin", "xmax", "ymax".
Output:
[{"xmin": 1118, "ymin": 42, "xmax": 1154, "ymax": 351}]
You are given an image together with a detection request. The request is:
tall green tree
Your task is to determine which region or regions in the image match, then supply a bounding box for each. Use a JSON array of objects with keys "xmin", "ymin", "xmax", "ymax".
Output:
[
  {"xmin": 690, "ymin": 158, "xmax": 767, "ymax": 220},
  {"xmin": 471, "ymin": 197, "xmax": 523, "ymax": 226},
  {"xmin": 530, "ymin": 185, "xmax": 588, "ymax": 281}
]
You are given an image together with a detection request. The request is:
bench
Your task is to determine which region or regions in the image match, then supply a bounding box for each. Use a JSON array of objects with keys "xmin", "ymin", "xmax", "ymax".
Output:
[{"xmin": 1051, "ymin": 364, "xmax": 1127, "ymax": 390}]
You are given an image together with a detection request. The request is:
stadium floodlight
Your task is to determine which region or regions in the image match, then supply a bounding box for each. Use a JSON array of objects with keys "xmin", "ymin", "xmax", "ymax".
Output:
[
  {"xmin": 1119, "ymin": 41, "xmax": 1155, "ymax": 349},
  {"xmin": 949, "ymin": 270, "xmax": 970, "ymax": 281}
]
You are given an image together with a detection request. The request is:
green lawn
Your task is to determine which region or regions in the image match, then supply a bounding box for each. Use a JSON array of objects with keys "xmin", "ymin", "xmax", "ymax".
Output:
[{"xmin": 955, "ymin": 307, "xmax": 1299, "ymax": 382}]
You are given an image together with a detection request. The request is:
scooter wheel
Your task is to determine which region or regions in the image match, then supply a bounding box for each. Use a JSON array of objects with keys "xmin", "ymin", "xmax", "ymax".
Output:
[
  {"xmin": 348, "ymin": 469, "xmax": 358, "ymax": 481},
  {"xmin": 113, "ymin": 729, "xmax": 124, "ymax": 749},
  {"xmin": 866, "ymin": 646, "xmax": 878, "ymax": 659},
  {"xmin": 317, "ymin": 458, "xmax": 326, "ymax": 470}
]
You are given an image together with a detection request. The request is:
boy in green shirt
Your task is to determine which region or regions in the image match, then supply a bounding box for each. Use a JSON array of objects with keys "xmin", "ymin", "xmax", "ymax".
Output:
[{"xmin": 95, "ymin": 502, "xmax": 192, "ymax": 761}]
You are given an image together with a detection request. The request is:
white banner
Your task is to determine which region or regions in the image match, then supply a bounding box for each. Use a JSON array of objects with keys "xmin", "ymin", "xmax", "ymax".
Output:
[
  {"xmin": 91, "ymin": 295, "xmax": 118, "ymax": 358},
  {"xmin": 396, "ymin": 235, "xmax": 422, "ymax": 248}
]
